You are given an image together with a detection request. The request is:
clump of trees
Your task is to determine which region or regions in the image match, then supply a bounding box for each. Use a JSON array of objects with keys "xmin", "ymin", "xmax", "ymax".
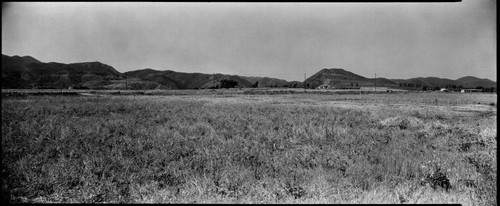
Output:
[
  {"xmin": 398, "ymin": 83, "xmax": 496, "ymax": 93},
  {"xmin": 252, "ymin": 81, "xmax": 259, "ymax": 88},
  {"xmin": 479, "ymin": 87, "xmax": 496, "ymax": 93},
  {"xmin": 219, "ymin": 79, "xmax": 238, "ymax": 88}
]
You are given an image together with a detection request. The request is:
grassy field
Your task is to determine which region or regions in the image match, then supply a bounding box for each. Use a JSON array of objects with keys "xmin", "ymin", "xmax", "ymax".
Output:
[{"xmin": 1, "ymin": 91, "xmax": 497, "ymax": 204}]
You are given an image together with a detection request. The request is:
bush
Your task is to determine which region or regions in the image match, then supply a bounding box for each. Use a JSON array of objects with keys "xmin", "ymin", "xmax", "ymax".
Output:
[{"xmin": 219, "ymin": 79, "xmax": 238, "ymax": 89}]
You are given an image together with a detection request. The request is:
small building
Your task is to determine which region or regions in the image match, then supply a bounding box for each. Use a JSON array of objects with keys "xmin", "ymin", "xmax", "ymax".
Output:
[
  {"xmin": 317, "ymin": 84, "xmax": 330, "ymax": 89},
  {"xmin": 317, "ymin": 79, "xmax": 360, "ymax": 90},
  {"xmin": 461, "ymin": 89, "xmax": 482, "ymax": 93},
  {"xmin": 317, "ymin": 79, "xmax": 332, "ymax": 89}
]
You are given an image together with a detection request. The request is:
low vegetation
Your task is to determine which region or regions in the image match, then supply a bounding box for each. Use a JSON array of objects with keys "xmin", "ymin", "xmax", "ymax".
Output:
[{"xmin": 1, "ymin": 91, "xmax": 496, "ymax": 204}]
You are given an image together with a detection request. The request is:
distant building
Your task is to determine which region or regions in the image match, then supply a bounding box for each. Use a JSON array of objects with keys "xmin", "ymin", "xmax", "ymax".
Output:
[
  {"xmin": 460, "ymin": 89, "xmax": 481, "ymax": 93},
  {"xmin": 317, "ymin": 79, "xmax": 360, "ymax": 90},
  {"xmin": 317, "ymin": 79, "xmax": 332, "ymax": 89}
]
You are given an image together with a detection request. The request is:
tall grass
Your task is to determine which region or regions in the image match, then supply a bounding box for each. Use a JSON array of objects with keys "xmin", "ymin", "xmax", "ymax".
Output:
[{"xmin": 1, "ymin": 93, "xmax": 496, "ymax": 204}]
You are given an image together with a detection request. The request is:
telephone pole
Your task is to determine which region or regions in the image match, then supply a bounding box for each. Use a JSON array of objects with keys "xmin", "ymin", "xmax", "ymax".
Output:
[
  {"xmin": 125, "ymin": 74, "xmax": 128, "ymax": 90},
  {"xmin": 304, "ymin": 73, "xmax": 306, "ymax": 92},
  {"xmin": 374, "ymin": 73, "xmax": 377, "ymax": 92}
]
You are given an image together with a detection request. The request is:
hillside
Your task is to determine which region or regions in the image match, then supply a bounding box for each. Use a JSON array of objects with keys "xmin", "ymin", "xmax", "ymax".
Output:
[
  {"xmin": 392, "ymin": 76, "xmax": 496, "ymax": 89},
  {"xmin": 305, "ymin": 68, "xmax": 398, "ymax": 89},
  {"xmin": 124, "ymin": 69, "xmax": 254, "ymax": 89},
  {"xmin": 2, "ymin": 55, "xmax": 42, "ymax": 72},
  {"xmin": 2, "ymin": 54, "xmax": 496, "ymax": 90},
  {"xmin": 2, "ymin": 55, "xmax": 122, "ymax": 89},
  {"xmin": 2, "ymin": 55, "xmax": 43, "ymax": 88},
  {"xmin": 239, "ymin": 76, "xmax": 304, "ymax": 88},
  {"xmin": 456, "ymin": 76, "xmax": 496, "ymax": 88},
  {"xmin": 373, "ymin": 78, "xmax": 399, "ymax": 87},
  {"xmin": 306, "ymin": 68, "xmax": 496, "ymax": 90}
]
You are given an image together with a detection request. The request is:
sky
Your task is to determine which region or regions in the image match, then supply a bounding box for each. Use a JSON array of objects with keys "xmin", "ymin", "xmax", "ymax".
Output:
[{"xmin": 2, "ymin": 1, "xmax": 496, "ymax": 81}]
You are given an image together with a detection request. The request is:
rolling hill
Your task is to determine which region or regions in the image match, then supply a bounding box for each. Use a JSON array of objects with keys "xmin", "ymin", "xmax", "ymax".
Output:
[
  {"xmin": 1, "ymin": 54, "xmax": 496, "ymax": 90},
  {"xmin": 305, "ymin": 68, "xmax": 495, "ymax": 90},
  {"xmin": 2, "ymin": 55, "xmax": 44, "ymax": 88},
  {"xmin": 2, "ymin": 55, "xmax": 122, "ymax": 89},
  {"xmin": 456, "ymin": 76, "xmax": 496, "ymax": 88},
  {"xmin": 305, "ymin": 68, "xmax": 399, "ymax": 89},
  {"xmin": 123, "ymin": 69, "xmax": 255, "ymax": 89},
  {"xmin": 392, "ymin": 76, "xmax": 496, "ymax": 89},
  {"xmin": 2, "ymin": 55, "xmax": 42, "ymax": 72},
  {"xmin": 239, "ymin": 76, "xmax": 304, "ymax": 88}
]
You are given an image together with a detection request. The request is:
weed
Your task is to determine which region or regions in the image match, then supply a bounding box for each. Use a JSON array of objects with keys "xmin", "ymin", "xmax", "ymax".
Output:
[{"xmin": 1, "ymin": 92, "xmax": 496, "ymax": 204}]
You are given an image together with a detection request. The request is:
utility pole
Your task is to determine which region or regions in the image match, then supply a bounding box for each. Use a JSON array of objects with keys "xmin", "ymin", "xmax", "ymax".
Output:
[
  {"xmin": 374, "ymin": 73, "xmax": 377, "ymax": 92},
  {"xmin": 304, "ymin": 73, "xmax": 306, "ymax": 92},
  {"xmin": 125, "ymin": 74, "xmax": 128, "ymax": 90}
]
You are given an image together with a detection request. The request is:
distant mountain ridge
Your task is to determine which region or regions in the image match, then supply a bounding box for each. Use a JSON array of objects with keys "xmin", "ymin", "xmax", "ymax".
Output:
[
  {"xmin": 391, "ymin": 76, "xmax": 496, "ymax": 89},
  {"xmin": 455, "ymin": 76, "xmax": 497, "ymax": 88},
  {"xmin": 1, "ymin": 54, "xmax": 496, "ymax": 90},
  {"xmin": 2, "ymin": 54, "xmax": 122, "ymax": 89},
  {"xmin": 124, "ymin": 69, "xmax": 255, "ymax": 89},
  {"xmin": 305, "ymin": 68, "xmax": 401, "ymax": 88},
  {"xmin": 239, "ymin": 76, "xmax": 304, "ymax": 88}
]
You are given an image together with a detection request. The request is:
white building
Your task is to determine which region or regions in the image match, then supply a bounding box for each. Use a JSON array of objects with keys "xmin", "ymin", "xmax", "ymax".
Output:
[{"xmin": 461, "ymin": 89, "xmax": 481, "ymax": 93}]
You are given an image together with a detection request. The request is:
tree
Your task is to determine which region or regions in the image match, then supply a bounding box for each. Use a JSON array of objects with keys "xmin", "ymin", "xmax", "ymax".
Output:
[
  {"xmin": 252, "ymin": 81, "xmax": 259, "ymax": 88},
  {"xmin": 220, "ymin": 79, "xmax": 238, "ymax": 88}
]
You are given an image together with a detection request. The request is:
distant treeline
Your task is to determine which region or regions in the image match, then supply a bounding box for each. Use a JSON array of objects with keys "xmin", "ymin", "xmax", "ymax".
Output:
[{"xmin": 398, "ymin": 82, "xmax": 496, "ymax": 92}]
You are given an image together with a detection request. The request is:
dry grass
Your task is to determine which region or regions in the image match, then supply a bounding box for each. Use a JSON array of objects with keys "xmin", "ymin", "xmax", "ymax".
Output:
[{"xmin": 1, "ymin": 91, "xmax": 496, "ymax": 204}]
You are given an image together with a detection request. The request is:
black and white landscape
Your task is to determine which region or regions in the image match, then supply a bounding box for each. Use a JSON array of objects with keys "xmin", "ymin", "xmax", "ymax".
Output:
[{"xmin": 1, "ymin": 1, "xmax": 496, "ymax": 204}]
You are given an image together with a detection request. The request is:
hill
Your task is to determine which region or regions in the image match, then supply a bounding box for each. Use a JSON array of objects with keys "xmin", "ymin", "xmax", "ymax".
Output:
[
  {"xmin": 123, "ymin": 69, "xmax": 254, "ymax": 89},
  {"xmin": 392, "ymin": 76, "xmax": 496, "ymax": 89},
  {"xmin": 2, "ymin": 54, "xmax": 496, "ymax": 90},
  {"xmin": 305, "ymin": 68, "xmax": 398, "ymax": 89},
  {"xmin": 239, "ymin": 76, "xmax": 304, "ymax": 88},
  {"xmin": 2, "ymin": 54, "xmax": 122, "ymax": 89},
  {"xmin": 456, "ymin": 76, "xmax": 496, "ymax": 88},
  {"xmin": 2, "ymin": 55, "xmax": 42, "ymax": 71},
  {"xmin": 307, "ymin": 68, "xmax": 496, "ymax": 90},
  {"xmin": 2, "ymin": 55, "xmax": 44, "ymax": 88}
]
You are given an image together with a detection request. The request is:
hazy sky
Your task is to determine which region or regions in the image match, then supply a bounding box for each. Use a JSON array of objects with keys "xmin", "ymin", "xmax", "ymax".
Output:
[{"xmin": 2, "ymin": 1, "xmax": 496, "ymax": 81}]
